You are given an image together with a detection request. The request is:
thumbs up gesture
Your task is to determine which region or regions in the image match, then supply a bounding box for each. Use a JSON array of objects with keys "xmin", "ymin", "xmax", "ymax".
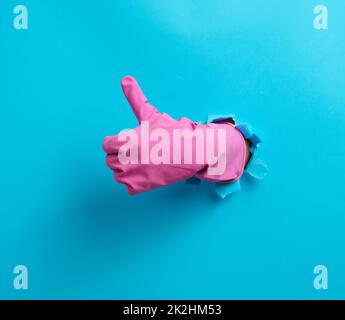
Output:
[{"xmin": 103, "ymin": 76, "xmax": 234, "ymax": 195}]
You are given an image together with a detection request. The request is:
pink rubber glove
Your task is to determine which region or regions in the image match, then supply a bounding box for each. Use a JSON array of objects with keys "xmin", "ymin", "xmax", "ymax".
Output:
[{"xmin": 103, "ymin": 76, "xmax": 246, "ymax": 195}]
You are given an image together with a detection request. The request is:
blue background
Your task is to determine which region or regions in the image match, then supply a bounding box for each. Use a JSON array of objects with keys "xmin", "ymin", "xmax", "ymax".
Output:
[{"xmin": 0, "ymin": 0, "xmax": 344, "ymax": 299}]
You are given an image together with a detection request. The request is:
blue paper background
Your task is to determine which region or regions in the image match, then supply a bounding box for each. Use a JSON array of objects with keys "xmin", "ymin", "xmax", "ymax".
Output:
[{"xmin": 0, "ymin": 0, "xmax": 344, "ymax": 299}]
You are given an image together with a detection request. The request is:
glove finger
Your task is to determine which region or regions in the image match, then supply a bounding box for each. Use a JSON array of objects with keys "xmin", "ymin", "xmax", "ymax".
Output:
[{"xmin": 121, "ymin": 76, "xmax": 159, "ymax": 123}]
